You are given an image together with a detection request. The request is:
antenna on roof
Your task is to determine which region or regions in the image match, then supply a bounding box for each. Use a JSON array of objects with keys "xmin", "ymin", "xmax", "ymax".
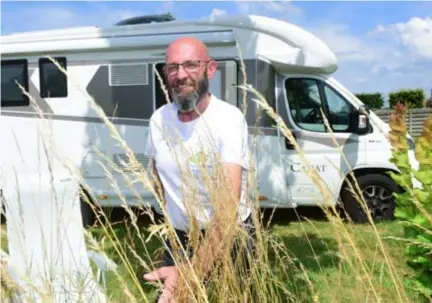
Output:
[{"xmin": 114, "ymin": 13, "xmax": 175, "ymax": 26}]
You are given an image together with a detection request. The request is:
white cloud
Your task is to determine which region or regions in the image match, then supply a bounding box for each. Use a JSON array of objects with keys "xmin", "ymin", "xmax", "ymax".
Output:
[
  {"xmin": 162, "ymin": 1, "xmax": 175, "ymax": 11},
  {"xmin": 235, "ymin": 0, "xmax": 303, "ymax": 22},
  {"xmin": 209, "ymin": 8, "xmax": 228, "ymax": 19},
  {"xmin": 372, "ymin": 17, "xmax": 432, "ymax": 59},
  {"xmin": 156, "ymin": 1, "xmax": 176, "ymax": 16},
  {"xmin": 307, "ymin": 22, "xmax": 378, "ymax": 63}
]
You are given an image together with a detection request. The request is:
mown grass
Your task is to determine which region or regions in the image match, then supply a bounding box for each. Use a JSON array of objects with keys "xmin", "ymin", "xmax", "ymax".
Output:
[
  {"xmin": 269, "ymin": 213, "xmax": 420, "ymax": 302},
  {"xmin": 17, "ymin": 207, "xmax": 415, "ymax": 303}
]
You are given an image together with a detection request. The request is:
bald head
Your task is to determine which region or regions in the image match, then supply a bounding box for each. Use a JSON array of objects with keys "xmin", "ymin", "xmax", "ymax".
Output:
[{"xmin": 165, "ymin": 37, "xmax": 210, "ymax": 63}]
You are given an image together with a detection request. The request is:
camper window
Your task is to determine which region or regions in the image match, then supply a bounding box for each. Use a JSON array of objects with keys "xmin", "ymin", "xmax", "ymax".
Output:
[
  {"xmin": 1, "ymin": 59, "xmax": 29, "ymax": 107},
  {"xmin": 285, "ymin": 77, "xmax": 355, "ymax": 133},
  {"xmin": 285, "ymin": 78, "xmax": 326, "ymax": 132},
  {"xmin": 322, "ymin": 84, "xmax": 355, "ymax": 132},
  {"xmin": 39, "ymin": 57, "xmax": 67, "ymax": 98}
]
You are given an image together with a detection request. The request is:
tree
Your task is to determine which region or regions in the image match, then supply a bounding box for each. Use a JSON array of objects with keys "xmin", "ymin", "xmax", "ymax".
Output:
[
  {"xmin": 355, "ymin": 92, "xmax": 384, "ymax": 109},
  {"xmin": 388, "ymin": 89, "xmax": 425, "ymax": 109}
]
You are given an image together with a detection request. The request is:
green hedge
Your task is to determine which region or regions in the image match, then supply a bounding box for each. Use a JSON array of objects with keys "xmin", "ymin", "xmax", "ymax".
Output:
[
  {"xmin": 355, "ymin": 92, "xmax": 384, "ymax": 109},
  {"xmin": 389, "ymin": 89, "xmax": 425, "ymax": 109}
]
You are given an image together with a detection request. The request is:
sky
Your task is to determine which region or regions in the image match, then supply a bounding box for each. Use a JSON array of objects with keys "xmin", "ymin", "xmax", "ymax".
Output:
[{"xmin": 1, "ymin": 1, "xmax": 431, "ymax": 107}]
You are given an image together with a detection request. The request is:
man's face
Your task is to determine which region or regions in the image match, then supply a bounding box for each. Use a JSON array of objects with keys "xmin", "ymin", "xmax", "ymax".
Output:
[
  {"xmin": 164, "ymin": 37, "xmax": 219, "ymax": 113},
  {"xmin": 165, "ymin": 59, "xmax": 210, "ymax": 113}
]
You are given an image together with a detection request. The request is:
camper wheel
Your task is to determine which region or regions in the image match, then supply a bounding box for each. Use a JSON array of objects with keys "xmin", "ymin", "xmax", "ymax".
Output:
[
  {"xmin": 79, "ymin": 189, "xmax": 97, "ymax": 227},
  {"xmin": 340, "ymin": 173, "xmax": 399, "ymax": 223}
]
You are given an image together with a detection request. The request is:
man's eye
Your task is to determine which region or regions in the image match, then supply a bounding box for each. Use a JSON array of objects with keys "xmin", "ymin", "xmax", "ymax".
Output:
[
  {"xmin": 167, "ymin": 65, "xmax": 178, "ymax": 72},
  {"xmin": 184, "ymin": 62, "xmax": 199, "ymax": 69}
]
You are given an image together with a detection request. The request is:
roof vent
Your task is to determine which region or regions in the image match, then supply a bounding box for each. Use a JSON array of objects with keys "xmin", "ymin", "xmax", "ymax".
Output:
[{"xmin": 114, "ymin": 13, "xmax": 175, "ymax": 26}]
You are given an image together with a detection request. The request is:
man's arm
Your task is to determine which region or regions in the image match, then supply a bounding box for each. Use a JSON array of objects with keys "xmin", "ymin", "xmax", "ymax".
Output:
[
  {"xmin": 149, "ymin": 159, "xmax": 165, "ymax": 208},
  {"xmin": 192, "ymin": 162, "xmax": 243, "ymax": 278},
  {"xmin": 192, "ymin": 113, "xmax": 249, "ymax": 279},
  {"xmin": 144, "ymin": 122, "xmax": 165, "ymax": 208}
]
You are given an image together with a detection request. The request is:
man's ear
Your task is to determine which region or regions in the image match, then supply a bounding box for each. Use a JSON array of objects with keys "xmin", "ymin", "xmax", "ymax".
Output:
[{"xmin": 206, "ymin": 60, "xmax": 218, "ymax": 79}]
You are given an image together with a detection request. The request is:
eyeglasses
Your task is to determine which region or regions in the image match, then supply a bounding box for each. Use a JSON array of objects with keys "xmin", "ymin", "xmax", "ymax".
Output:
[{"xmin": 165, "ymin": 60, "xmax": 209, "ymax": 75}]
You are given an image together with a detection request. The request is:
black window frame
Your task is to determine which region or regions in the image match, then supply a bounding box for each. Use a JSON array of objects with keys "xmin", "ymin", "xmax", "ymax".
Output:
[
  {"xmin": 1, "ymin": 59, "xmax": 30, "ymax": 107},
  {"xmin": 154, "ymin": 62, "xmax": 170, "ymax": 111},
  {"xmin": 39, "ymin": 57, "xmax": 68, "ymax": 98}
]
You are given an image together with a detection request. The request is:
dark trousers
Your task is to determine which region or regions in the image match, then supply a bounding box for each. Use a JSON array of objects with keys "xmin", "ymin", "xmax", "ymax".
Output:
[{"xmin": 155, "ymin": 214, "xmax": 257, "ymax": 301}]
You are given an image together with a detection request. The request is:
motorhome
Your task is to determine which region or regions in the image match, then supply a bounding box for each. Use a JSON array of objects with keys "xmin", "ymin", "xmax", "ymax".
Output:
[{"xmin": 0, "ymin": 14, "xmax": 418, "ymax": 225}]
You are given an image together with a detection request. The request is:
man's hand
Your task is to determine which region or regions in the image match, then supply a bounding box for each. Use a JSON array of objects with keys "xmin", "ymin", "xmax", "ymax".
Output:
[{"xmin": 144, "ymin": 266, "xmax": 179, "ymax": 303}]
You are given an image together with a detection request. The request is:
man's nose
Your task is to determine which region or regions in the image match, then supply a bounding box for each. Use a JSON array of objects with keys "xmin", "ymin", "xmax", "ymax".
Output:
[{"xmin": 176, "ymin": 65, "xmax": 189, "ymax": 79}]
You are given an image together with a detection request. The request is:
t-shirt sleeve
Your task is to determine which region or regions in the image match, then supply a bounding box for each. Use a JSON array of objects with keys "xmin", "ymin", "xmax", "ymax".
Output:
[{"xmin": 219, "ymin": 111, "xmax": 249, "ymax": 169}]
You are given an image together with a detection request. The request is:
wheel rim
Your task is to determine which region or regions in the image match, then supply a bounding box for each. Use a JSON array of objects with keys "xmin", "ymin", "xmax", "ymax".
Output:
[{"xmin": 362, "ymin": 185, "xmax": 394, "ymax": 220}]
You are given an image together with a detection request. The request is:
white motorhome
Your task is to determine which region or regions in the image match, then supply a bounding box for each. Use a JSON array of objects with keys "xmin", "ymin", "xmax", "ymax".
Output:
[{"xmin": 1, "ymin": 14, "xmax": 417, "ymax": 225}]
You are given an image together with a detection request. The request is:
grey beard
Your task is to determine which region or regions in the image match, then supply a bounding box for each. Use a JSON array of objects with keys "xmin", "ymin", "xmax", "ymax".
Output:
[
  {"xmin": 171, "ymin": 77, "xmax": 209, "ymax": 113},
  {"xmin": 172, "ymin": 91, "xmax": 200, "ymax": 113}
]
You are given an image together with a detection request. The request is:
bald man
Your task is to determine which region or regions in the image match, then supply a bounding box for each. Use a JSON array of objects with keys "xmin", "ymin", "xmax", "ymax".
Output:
[{"xmin": 143, "ymin": 37, "xmax": 255, "ymax": 302}]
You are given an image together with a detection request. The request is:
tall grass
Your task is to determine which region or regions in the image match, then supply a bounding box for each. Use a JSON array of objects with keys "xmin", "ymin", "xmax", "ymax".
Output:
[{"xmin": 0, "ymin": 52, "xmax": 422, "ymax": 302}]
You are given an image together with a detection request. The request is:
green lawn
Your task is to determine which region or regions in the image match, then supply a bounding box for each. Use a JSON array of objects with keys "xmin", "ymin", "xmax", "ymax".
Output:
[
  {"xmin": 87, "ymin": 208, "xmax": 421, "ymax": 302},
  {"xmin": 269, "ymin": 216, "xmax": 418, "ymax": 302},
  {"xmin": 1, "ymin": 208, "xmax": 422, "ymax": 302}
]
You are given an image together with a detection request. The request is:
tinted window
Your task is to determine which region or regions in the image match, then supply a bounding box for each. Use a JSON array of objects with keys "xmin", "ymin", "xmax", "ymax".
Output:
[
  {"xmin": 285, "ymin": 78, "xmax": 326, "ymax": 132},
  {"xmin": 323, "ymin": 84, "xmax": 355, "ymax": 132},
  {"xmin": 1, "ymin": 59, "xmax": 29, "ymax": 107},
  {"xmin": 39, "ymin": 57, "xmax": 67, "ymax": 98}
]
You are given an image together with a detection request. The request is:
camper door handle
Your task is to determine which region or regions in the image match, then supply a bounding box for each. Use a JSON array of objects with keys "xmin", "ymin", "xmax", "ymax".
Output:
[{"xmin": 285, "ymin": 134, "xmax": 297, "ymax": 150}]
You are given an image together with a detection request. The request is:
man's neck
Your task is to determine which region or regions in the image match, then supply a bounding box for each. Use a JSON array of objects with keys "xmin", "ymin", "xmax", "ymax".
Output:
[{"xmin": 178, "ymin": 93, "xmax": 211, "ymax": 122}]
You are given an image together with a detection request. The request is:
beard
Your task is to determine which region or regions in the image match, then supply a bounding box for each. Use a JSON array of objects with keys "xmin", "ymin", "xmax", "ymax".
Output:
[{"xmin": 169, "ymin": 72, "xmax": 209, "ymax": 113}]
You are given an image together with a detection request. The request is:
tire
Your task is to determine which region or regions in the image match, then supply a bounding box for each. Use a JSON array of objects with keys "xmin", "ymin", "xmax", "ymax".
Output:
[
  {"xmin": 340, "ymin": 173, "xmax": 399, "ymax": 223},
  {"xmin": 80, "ymin": 192, "xmax": 96, "ymax": 228}
]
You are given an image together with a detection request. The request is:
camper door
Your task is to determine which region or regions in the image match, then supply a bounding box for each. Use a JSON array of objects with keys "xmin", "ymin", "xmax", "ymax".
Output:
[{"xmin": 279, "ymin": 75, "xmax": 362, "ymax": 206}]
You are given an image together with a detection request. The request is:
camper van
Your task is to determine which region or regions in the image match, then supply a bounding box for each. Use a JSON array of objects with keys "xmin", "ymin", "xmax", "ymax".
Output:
[{"xmin": 0, "ymin": 14, "xmax": 418, "ymax": 225}]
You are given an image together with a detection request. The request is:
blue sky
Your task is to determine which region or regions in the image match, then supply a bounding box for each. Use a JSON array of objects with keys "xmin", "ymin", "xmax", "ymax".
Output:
[{"xmin": 2, "ymin": 1, "xmax": 431, "ymax": 106}]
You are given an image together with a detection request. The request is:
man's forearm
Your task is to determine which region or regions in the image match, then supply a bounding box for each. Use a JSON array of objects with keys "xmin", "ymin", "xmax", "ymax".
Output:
[
  {"xmin": 192, "ymin": 163, "xmax": 243, "ymax": 278},
  {"xmin": 193, "ymin": 214, "xmax": 237, "ymax": 278}
]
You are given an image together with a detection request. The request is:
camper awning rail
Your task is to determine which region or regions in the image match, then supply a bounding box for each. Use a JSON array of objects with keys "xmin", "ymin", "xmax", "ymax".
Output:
[{"xmin": 1, "ymin": 30, "xmax": 236, "ymax": 55}]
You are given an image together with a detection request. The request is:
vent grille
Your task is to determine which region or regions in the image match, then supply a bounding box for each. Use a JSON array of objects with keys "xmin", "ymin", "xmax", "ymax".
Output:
[
  {"xmin": 113, "ymin": 153, "xmax": 149, "ymax": 172},
  {"xmin": 109, "ymin": 63, "xmax": 149, "ymax": 86}
]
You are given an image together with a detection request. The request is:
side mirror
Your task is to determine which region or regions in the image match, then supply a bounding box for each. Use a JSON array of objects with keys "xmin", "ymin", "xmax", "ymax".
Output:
[{"xmin": 355, "ymin": 105, "xmax": 370, "ymax": 135}]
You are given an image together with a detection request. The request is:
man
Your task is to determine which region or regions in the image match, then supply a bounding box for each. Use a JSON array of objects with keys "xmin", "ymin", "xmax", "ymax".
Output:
[{"xmin": 143, "ymin": 36, "xmax": 255, "ymax": 302}]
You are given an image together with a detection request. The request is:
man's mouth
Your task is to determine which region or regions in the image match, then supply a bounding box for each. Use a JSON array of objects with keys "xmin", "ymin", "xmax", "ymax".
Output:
[{"xmin": 176, "ymin": 84, "xmax": 195, "ymax": 92}]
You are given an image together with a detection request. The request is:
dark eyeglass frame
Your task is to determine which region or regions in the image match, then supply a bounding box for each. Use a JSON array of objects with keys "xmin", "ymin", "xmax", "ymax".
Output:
[{"xmin": 165, "ymin": 60, "xmax": 210, "ymax": 75}]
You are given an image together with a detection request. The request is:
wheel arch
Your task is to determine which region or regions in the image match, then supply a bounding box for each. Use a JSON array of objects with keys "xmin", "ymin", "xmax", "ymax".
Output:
[{"xmin": 339, "ymin": 166, "xmax": 402, "ymax": 197}]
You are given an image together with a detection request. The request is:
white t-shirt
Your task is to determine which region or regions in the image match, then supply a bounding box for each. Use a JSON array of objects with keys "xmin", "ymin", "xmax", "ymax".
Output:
[{"xmin": 145, "ymin": 94, "xmax": 251, "ymax": 231}]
